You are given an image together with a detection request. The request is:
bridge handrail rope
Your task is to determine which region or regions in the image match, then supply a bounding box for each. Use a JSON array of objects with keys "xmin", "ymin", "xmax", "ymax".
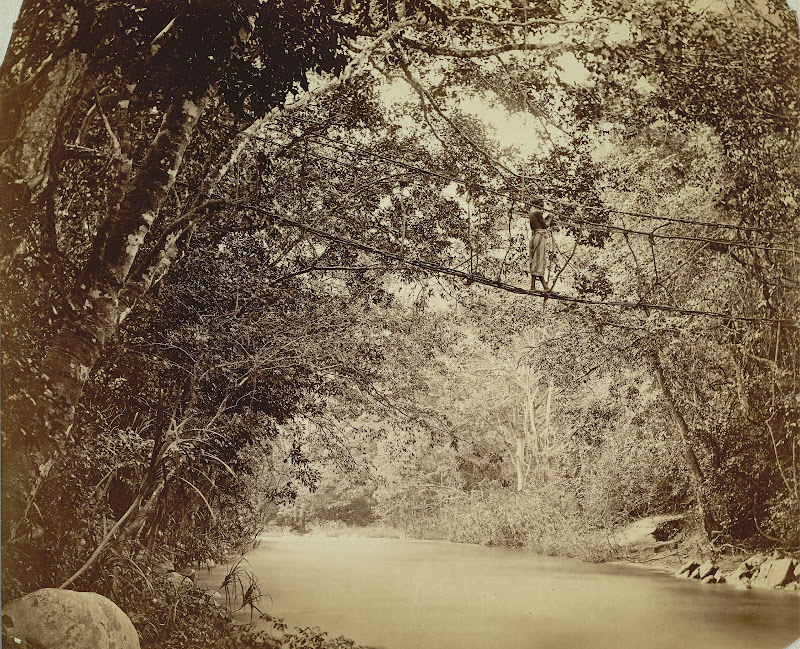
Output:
[
  {"xmin": 203, "ymin": 116, "xmax": 800, "ymax": 237},
  {"xmin": 227, "ymin": 199, "xmax": 798, "ymax": 326},
  {"xmin": 266, "ymin": 126, "xmax": 800, "ymax": 249},
  {"xmin": 182, "ymin": 116, "xmax": 798, "ymax": 312},
  {"xmin": 274, "ymin": 116, "xmax": 800, "ymax": 237},
  {"xmin": 261, "ymin": 133, "xmax": 798, "ymax": 254}
]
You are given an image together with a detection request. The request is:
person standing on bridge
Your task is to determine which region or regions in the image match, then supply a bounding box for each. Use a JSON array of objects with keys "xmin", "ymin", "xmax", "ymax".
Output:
[{"xmin": 528, "ymin": 197, "xmax": 551, "ymax": 292}]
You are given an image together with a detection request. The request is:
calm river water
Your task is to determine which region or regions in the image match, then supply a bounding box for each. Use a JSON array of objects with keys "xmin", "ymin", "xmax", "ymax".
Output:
[{"xmin": 199, "ymin": 535, "xmax": 800, "ymax": 649}]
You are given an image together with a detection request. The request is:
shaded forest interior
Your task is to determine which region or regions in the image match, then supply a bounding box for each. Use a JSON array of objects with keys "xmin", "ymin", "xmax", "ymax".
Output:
[{"xmin": 1, "ymin": 0, "xmax": 798, "ymax": 646}]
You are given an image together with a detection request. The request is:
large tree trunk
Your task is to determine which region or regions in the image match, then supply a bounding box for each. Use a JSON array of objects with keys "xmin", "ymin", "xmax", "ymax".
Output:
[
  {"xmin": 0, "ymin": 0, "xmax": 89, "ymax": 269},
  {"xmin": 1, "ymin": 88, "xmax": 212, "ymax": 544},
  {"xmin": 650, "ymin": 350, "xmax": 718, "ymax": 538}
]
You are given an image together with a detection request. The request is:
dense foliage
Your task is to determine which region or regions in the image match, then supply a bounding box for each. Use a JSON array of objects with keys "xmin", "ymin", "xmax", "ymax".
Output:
[{"xmin": 1, "ymin": 0, "xmax": 798, "ymax": 645}]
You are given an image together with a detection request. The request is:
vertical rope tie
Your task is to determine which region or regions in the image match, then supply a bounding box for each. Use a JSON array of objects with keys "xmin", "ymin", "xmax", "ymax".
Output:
[{"xmin": 398, "ymin": 187, "xmax": 408, "ymax": 259}]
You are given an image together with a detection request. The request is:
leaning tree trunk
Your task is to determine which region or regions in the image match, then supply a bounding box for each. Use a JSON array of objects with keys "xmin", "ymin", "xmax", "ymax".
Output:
[
  {"xmin": 649, "ymin": 350, "xmax": 718, "ymax": 538},
  {"xmin": 1, "ymin": 88, "xmax": 212, "ymax": 544}
]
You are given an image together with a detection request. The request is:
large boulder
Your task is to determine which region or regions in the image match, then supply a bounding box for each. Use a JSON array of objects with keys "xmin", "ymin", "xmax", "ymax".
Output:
[
  {"xmin": 696, "ymin": 562, "xmax": 718, "ymax": 580},
  {"xmin": 1, "ymin": 588, "xmax": 140, "ymax": 649},
  {"xmin": 751, "ymin": 558, "xmax": 796, "ymax": 590},
  {"xmin": 745, "ymin": 554, "xmax": 767, "ymax": 568},
  {"xmin": 727, "ymin": 561, "xmax": 752, "ymax": 582}
]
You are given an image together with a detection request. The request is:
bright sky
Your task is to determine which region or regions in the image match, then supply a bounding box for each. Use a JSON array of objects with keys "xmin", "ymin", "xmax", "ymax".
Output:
[
  {"xmin": 0, "ymin": 0, "xmax": 22, "ymax": 63},
  {"xmin": 377, "ymin": 60, "xmax": 584, "ymax": 172}
]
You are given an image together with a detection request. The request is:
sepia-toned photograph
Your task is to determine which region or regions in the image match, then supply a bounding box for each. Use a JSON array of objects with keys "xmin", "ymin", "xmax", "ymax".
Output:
[{"xmin": 1, "ymin": 0, "xmax": 798, "ymax": 647}]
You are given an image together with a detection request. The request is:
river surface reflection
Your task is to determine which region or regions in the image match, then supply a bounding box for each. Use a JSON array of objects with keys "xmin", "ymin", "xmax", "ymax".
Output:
[{"xmin": 199, "ymin": 535, "xmax": 800, "ymax": 649}]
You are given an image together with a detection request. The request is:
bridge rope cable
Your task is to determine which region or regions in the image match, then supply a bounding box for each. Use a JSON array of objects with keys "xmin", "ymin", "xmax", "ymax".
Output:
[
  {"xmin": 277, "ymin": 115, "xmax": 800, "ymax": 237},
  {"xmin": 254, "ymin": 154, "xmax": 798, "ymax": 285},
  {"xmin": 546, "ymin": 213, "xmax": 799, "ymax": 254},
  {"xmin": 183, "ymin": 121, "xmax": 800, "ymax": 291},
  {"xmin": 265, "ymin": 127, "xmax": 800, "ymax": 252},
  {"xmin": 203, "ymin": 115, "xmax": 800, "ymax": 238},
  {"xmin": 227, "ymin": 199, "xmax": 797, "ymax": 326},
  {"xmin": 250, "ymin": 124, "xmax": 800, "ymax": 255}
]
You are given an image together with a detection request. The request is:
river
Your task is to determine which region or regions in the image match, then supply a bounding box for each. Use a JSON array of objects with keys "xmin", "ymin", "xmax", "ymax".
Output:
[{"xmin": 198, "ymin": 535, "xmax": 800, "ymax": 649}]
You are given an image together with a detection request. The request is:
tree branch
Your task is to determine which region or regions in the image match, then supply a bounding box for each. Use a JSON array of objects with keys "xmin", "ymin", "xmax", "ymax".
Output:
[
  {"xmin": 120, "ymin": 19, "xmax": 415, "ymax": 317},
  {"xmin": 399, "ymin": 36, "xmax": 560, "ymax": 58},
  {"xmin": 392, "ymin": 44, "xmax": 517, "ymax": 178},
  {"xmin": 449, "ymin": 14, "xmax": 609, "ymax": 28},
  {"xmin": 270, "ymin": 265, "xmax": 382, "ymax": 285}
]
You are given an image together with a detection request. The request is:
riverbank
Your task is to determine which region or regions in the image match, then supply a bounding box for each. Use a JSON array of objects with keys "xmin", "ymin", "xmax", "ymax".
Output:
[
  {"xmin": 608, "ymin": 515, "xmax": 800, "ymax": 592},
  {"xmin": 295, "ymin": 516, "xmax": 800, "ymax": 594}
]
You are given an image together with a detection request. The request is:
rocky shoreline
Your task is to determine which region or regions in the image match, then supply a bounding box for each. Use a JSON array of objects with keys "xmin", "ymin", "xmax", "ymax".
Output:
[
  {"xmin": 611, "ymin": 514, "xmax": 800, "ymax": 593},
  {"xmin": 673, "ymin": 551, "xmax": 800, "ymax": 591}
]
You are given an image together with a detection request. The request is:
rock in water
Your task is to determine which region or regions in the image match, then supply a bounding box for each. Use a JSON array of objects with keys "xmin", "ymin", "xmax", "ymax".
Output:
[
  {"xmin": 727, "ymin": 561, "xmax": 751, "ymax": 582},
  {"xmin": 697, "ymin": 562, "xmax": 717, "ymax": 580},
  {"xmin": 751, "ymin": 558, "xmax": 796, "ymax": 590},
  {"xmin": 675, "ymin": 560, "xmax": 699, "ymax": 578},
  {"xmin": 1, "ymin": 588, "xmax": 140, "ymax": 649}
]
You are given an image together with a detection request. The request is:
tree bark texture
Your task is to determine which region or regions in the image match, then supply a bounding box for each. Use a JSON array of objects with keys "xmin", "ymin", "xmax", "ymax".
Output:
[
  {"xmin": 2, "ymin": 89, "xmax": 212, "ymax": 541},
  {"xmin": 650, "ymin": 350, "xmax": 718, "ymax": 537},
  {"xmin": 0, "ymin": 0, "xmax": 89, "ymax": 269}
]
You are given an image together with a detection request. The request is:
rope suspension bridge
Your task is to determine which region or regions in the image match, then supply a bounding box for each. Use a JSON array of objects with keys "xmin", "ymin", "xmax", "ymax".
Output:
[
  {"xmin": 191, "ymin": 116, "xmax": 800, "ymax": 327},
  {"xmin": 208, "ymin": 115, "xmax": 800, "ymax": 241},
  {"xmin": 228, "ymin": 200, "xmax": 799, "ymax": 326},
  {"xmin": 274, "ymin": 115, "xmax": 800, "ymax": 239}
]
